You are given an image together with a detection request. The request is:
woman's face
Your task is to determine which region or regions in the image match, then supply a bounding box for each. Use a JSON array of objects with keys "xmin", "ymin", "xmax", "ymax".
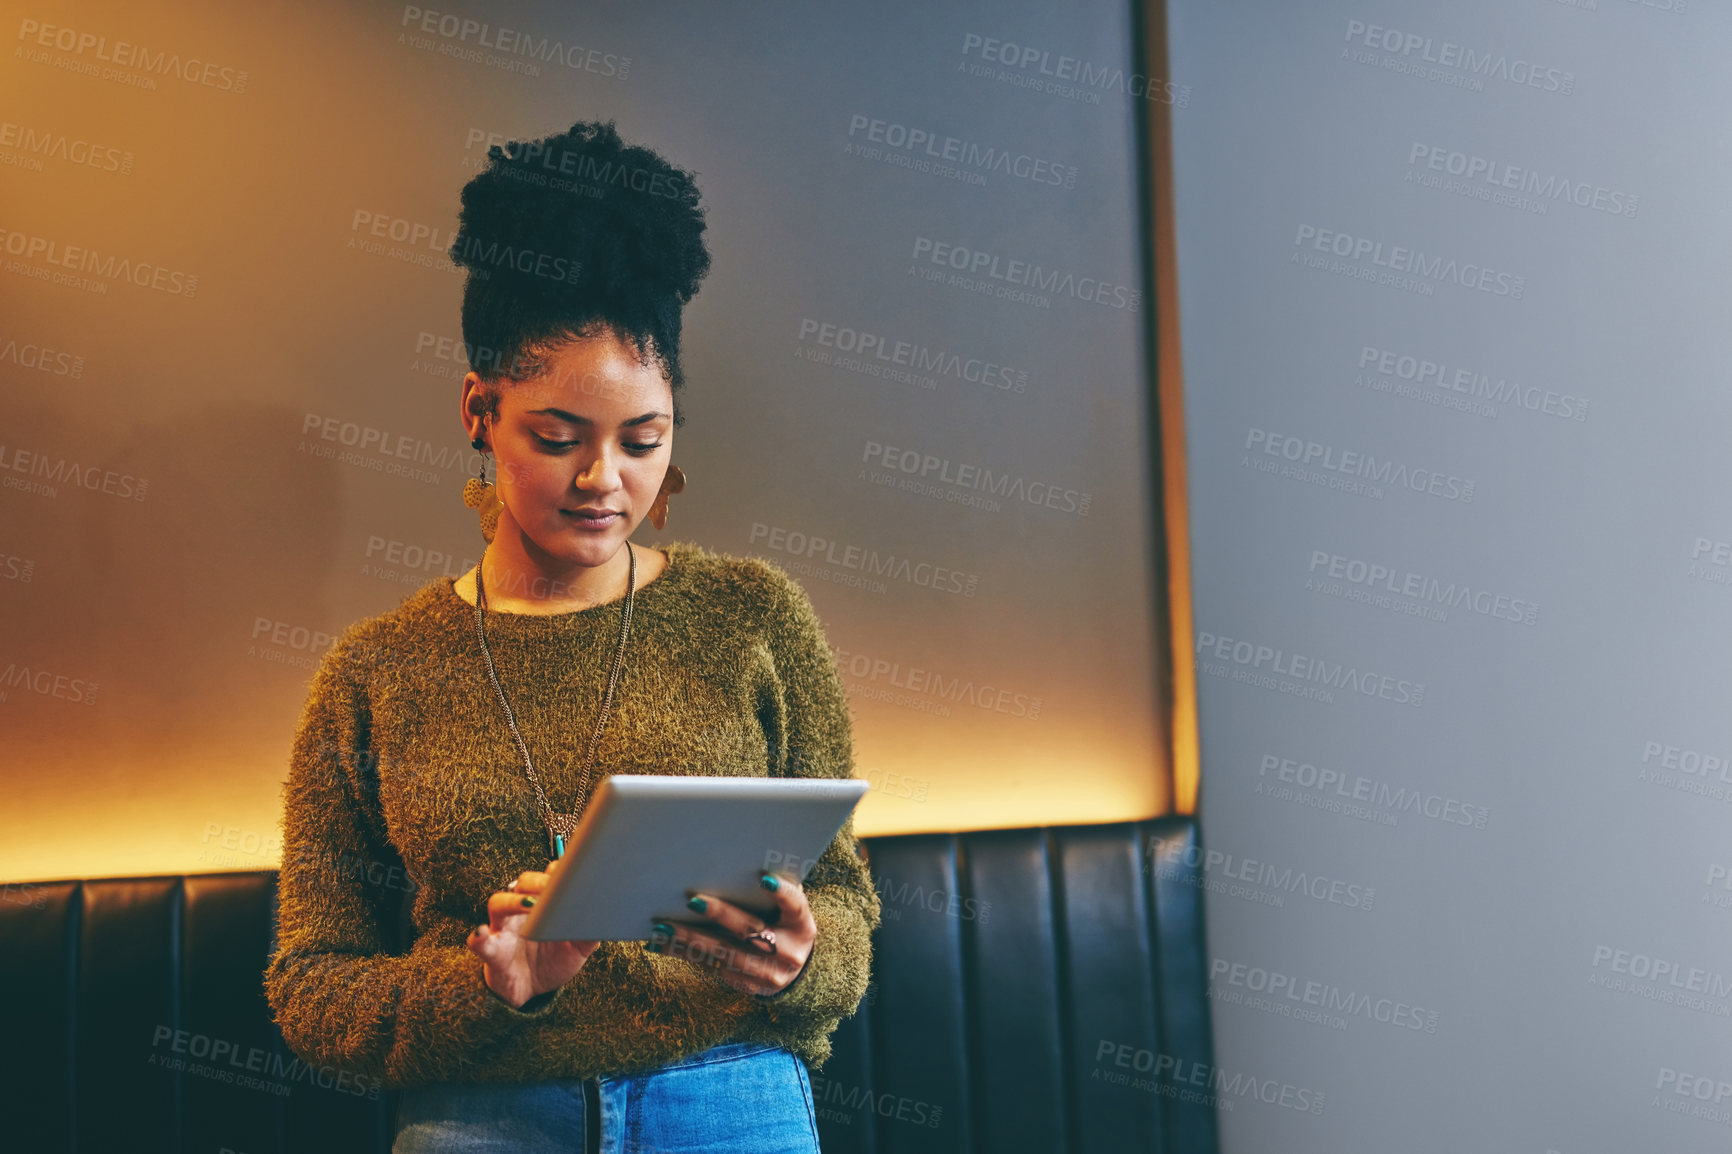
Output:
[{"xmin": 461, "ymin": 330, "xmax": 674, "ymax": 570}]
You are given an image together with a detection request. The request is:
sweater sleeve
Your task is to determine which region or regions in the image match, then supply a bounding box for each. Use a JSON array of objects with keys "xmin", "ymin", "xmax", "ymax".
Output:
[
  {"xmin": 752, "ymin": 569, "xmax": 882, "ymax": 1032},
  {"xmin": 263, "ymin": 636, "xmax": 566, "ymax": 1089}
]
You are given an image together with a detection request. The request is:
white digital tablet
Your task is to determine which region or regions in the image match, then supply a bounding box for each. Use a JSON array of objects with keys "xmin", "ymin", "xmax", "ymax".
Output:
[{"xmin": 520, "ymin": 774, "xmax": 871, "ymax": 942}]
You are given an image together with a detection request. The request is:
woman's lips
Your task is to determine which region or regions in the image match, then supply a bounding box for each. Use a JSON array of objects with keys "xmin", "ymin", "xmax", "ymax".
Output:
[{"xmin": 562, "ymin": 509, "xmax": 620, "ymax": 527}]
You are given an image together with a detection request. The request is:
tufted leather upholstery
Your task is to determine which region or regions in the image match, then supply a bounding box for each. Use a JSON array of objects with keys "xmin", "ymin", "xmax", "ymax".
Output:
[{"xmin": 0, "ymin": 816, "xmax": 1216, "ymax": 1153}]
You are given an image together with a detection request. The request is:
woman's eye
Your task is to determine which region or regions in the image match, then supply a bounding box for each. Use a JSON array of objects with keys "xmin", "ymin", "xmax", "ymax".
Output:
[{"xmin": 534, "ymin": 436, "xmax": 662, "ymax": 454}]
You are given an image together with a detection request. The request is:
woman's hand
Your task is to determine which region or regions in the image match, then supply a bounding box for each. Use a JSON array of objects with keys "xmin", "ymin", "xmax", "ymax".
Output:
[
  {"xmin": 649, "ymin": 870, "xmax": 816, "ymax": 997},
  {"xmin": 466, "ymin": 857, "xmax": 601, "ymax": 1009}
]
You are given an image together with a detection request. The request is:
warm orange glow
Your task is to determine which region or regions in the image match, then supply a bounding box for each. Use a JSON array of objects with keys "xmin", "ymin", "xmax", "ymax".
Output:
[
  {"xmin": 1143, "ymin": 0, "xmax": 1201, "ymax": 815},
  {"xmin": 0, "ymin": 5, "xmax": 1182, "ymax": 886}
]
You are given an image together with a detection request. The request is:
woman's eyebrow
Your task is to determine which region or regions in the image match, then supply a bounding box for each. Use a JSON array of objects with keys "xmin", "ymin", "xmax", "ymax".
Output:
[{"xmin": 528, "ymin": 407, "xmax": 670, "ymax": 427}]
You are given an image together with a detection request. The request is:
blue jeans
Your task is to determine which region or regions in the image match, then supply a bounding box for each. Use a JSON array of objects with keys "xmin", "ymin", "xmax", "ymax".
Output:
[{"xmin": 391, "ymin": 1041, "xmax": 821, "ymax": 1153}]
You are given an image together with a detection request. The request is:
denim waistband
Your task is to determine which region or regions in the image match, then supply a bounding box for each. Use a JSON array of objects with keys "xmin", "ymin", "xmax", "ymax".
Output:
[
  {"xmin": 644, "ymin": 1040, "xmax": 781, "ymax": 1073},
  {"xmin": 393, "ymin": 1039, "xmax": 815, "ymax": 1152}
]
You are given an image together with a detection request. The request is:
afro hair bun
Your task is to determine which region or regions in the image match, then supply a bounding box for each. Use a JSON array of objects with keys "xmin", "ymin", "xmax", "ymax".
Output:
[{"xmin": 450, "ymin": 120, "xmax": 711, "ymax": 403}]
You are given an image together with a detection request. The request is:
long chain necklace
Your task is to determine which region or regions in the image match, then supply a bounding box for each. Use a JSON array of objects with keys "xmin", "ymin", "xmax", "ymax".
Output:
[{"xmin": 472, "ymin": 540, "xmax": 636, "ymax": 859}]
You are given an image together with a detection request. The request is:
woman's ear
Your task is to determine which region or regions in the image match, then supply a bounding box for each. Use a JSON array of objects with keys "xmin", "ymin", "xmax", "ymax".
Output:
[{"xmin": 460, "ymin": 371, "xmax": 492, "ymax": 448}]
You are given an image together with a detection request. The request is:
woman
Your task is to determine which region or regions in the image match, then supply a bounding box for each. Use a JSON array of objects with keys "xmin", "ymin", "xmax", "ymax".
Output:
[{"xmin": 263, "ymin": 121, "xmax": 881, "ymax": 1153}]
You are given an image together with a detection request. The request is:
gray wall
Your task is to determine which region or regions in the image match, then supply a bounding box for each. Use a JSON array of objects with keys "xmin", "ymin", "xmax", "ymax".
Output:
[{"xmin": 1171, "ymin": 0, "xmax": 1717, "ymax": 1149}]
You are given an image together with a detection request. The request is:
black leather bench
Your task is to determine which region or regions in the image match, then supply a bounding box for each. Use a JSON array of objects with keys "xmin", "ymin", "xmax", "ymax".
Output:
[{"xmin": 0, "ymin": 816, "xmax": 1218, "ymax": 1154}]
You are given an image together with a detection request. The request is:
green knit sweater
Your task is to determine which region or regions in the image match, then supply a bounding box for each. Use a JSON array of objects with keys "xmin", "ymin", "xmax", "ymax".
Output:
[{"xmin": 263, "ymin": 539, "xmax": 881, "ymax": 1090}]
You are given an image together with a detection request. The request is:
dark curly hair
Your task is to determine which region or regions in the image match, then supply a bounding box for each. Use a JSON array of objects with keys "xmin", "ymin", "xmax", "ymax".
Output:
[{"xmin": 450, "ymin": 120, "xmax": 710, "ymax": 428}]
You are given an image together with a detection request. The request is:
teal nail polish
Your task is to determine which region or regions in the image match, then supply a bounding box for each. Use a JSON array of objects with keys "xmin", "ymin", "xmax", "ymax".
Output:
[
  {"xmin": 687, "ymin": 895, "xmax": 707, "ymax": 913},
  {"xmin": 760, "ymin": 873, "xmax": 779, "ymax": 892},
  {"xmin": 652, "ymin": 921, "xmax": 674, "ymax": 935},
  {"xmin": 645, "ymin": 939, "xmax": 663, "ymax": 953}
]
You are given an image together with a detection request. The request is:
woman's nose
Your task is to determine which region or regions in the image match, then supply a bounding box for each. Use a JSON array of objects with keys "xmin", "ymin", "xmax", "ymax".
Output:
[{"xmin": 575, "ymin": 452, "xmax": 620, "ymax": 489}]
